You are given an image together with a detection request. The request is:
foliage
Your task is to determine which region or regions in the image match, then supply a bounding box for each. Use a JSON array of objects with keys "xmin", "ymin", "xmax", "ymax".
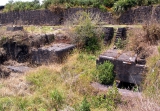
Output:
[
  {"xmin": 103, "ymin": 0, "xmax": 118, "ymax": 8},
  {"xmin": 112, "ymin": 0, "xmax": 137, "ymax": 14},
  {"xmin": 69, "ymin": 11, "xmax": 103, "ymax": 53},
  {"xmin": 79, "ymin": 97, "xmax": 90, "ymax": 111},
  {"xmin": 91, "ymin": 82, "xmax": 121, "ymax": 110},
  {"xmin": 96, "ymin": 61, "xmax": 115, "ymax": 85},
  {"xmin": 50, "ymin": 89, "xmax": 64, "ymax": 110},
  {"xmin": 115, "ymin": 38, "xmax": 127, "ymax": 49},
  {"xmin": 3, "ymin": 0, "xmax": 160, "ymax": 12},
  {"xmin": 3, "ymin": 0, "xmax": 41, "ymax": 12}
]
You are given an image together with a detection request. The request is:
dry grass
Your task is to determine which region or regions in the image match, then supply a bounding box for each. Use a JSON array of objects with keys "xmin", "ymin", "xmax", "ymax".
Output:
[
  {"xmin": 117, "ymin": 96, "xmax": 160, "ymax": 111},
  {"xmin": 126, "ymin": 24, "xmax": 160, "ymax": 58}
]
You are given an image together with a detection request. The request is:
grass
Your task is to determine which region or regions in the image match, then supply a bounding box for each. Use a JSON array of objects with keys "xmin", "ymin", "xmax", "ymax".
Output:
[
  {"xmin": 1, "ymin": 23, "xmax": 160, "ymax": 110},
  {"xmin": 0, "ymin": 51, "xmax": 117, "ymax": 111},
  {"xmin": 0, "ymin": 49, "xmax": 121, "ymax": 110}
]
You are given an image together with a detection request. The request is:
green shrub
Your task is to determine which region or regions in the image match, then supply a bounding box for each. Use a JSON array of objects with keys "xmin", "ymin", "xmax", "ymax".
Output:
[
  {"xmin": 91, "ymin": 82, "xmax": 121, "ymax": 110},
  {"xmin": 97, "ymin": 61, "xmax": 115, "ymax": 85},
  {"xmin": 70, "ymin": 11, "xmax": 103, "ymax": 53},
  {"xmin": 112, "ymin": 0, "xmax": 137, "ymax": 13},
  {"xmin": 3, "ymin": 0, "xmax": 41, "ymax": 12},
  {"xmin": 103, "ymin": 0, "xmax": 118, "ymax": 8},
  {"xmin": 79, "ymin": 97, "xmax": 90, "ymax": 111},
  {"xmin": 115, "ymin": 38, "xmax": 127, "ymax": 49},
  {"xmin": 50, "ymin": 89, "xmax": 64, "ymax": 110}
]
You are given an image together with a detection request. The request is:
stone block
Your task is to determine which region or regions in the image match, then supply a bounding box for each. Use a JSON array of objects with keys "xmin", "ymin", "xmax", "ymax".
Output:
[
  {"xmin": 31, "ymin": 43, "xmax": 75, "ymax": 65},
  {"xmin": 7, "ymin": 26, "xmax": 23, "ymax": 31}
]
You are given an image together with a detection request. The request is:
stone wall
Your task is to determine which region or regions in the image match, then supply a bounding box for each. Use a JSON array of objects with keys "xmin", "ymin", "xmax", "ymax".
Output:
[
  {"xmin": 0, "ymin": 6, "xmax": 160, "ymax": 25},
  {"xmin": 0, "ymin": 10, "xmax": 63, "ymax": 25},
  {"xmin": 0, "ymin": 8, "xmax": 113, "ymax": 25}
]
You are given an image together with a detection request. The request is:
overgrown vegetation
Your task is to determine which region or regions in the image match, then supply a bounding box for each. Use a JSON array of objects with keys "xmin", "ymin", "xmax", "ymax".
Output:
[
  {"xmin": 96, "ymin": 61, "xmax": 115, "ymax": 85},
  {"xmin": 142, "ymin": 45, "xmax": 160, "ymax": 105},
  {"xmin": 66, "ymin": 11, "xmax": 103, "ymax": 53},
  {"xmin": 0, "ymin": 50, "xmax": 121, "ymax": 110},
  {"xmin": 91, "ymin": 82, "xmax": 121, "ymax": 110},
  {"xmin": 124, "ymin": 23, "xmax": 160, "ymax": 106},
  {"xmin": 3, "ymin": 0, "xmax": 160, "ymax": 13},
  {"xmin": 126, "ymin": 23, "xmax": 160, "ymax": 58},
  {"xmin": 115, "ymin": 38, "xmax": 127, "ymax": 49},
  {"xmin": 3, "ymin": 0, "xmax": 40, "ymax": 12}
]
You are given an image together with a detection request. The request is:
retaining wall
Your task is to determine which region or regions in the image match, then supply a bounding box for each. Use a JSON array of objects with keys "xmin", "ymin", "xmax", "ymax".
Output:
[{"xmin": 0, "ymin": 6, "xmax": 160, "ymax": 25}]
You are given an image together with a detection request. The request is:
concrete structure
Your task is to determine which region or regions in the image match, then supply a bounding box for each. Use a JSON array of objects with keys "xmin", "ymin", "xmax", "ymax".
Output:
[
  {"xmin": 31, "ymin": 43, "xmax": 75, "ymax": 64},
  {"xmin": 97, "ymin": 50, "xmax": 146, "ymax": 85}
]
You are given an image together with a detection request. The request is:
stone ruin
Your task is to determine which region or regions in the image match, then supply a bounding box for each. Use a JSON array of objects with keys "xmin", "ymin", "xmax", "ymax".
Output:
[
  {"xmin": 97, "ymin": 50, "xmax": 146, "ymax": 85},
  {"xmin": 97, "ymin": 27, "xmax": 146, "ymax": 85},
  {"xmin": 0, "ymin": 32, "xmax": 75, "ymax": 77}
]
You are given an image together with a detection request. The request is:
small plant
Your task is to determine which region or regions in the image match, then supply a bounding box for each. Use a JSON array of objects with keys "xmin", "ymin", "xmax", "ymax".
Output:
[
  {"xmin": 105, "ymin": 81, "xmax": 121, "ymax": 110},
  {"xmin": 50, "ymin": 89, "xmax": 64, "ymax": 110},
  {"xmin": 96, "ymin": 61, "xmax": 115, "ymax": 85},
  {"xmin": 17, "ymin": 98, "xmax": 29, "ymax": 110},
  {"xmin": 79, "ymin": 97, "xmax": 90, "ymax": 111},
  {"xmin": 115, "ymin": 38, "xmax": 126, "ymax": 49},
  {"xmin": 91, "ymin": 82, "xmax": 121, "ymax": 110}
]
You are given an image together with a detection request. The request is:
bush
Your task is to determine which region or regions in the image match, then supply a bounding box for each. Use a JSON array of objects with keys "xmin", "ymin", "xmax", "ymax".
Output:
[
  {"xmin": 103, "ymin": 0, "xmax": 118, "ymax": 8},
  {"xmin": 3, "ymin": 0, "xmax": 41, "ymax": 12},
  {"xmin": 79, "ymin": 97, "xmax": 90, "ymax": 111},
  {"xmin": 112, "ymin": 0, "xmax": 137, "ymax": 13},
  {"xmin": 97, "ymin": 61, "xmax": 115, "ymax": 85},
  {"xmin": 91, "ymin": 82, "xmax": 121, "ymax": 110},
  {"xmin": 68, "ymin": 11, "xmax": 103, "ymax": 53},
  {"xmin": 115, "ymin": 38, "xmax": 127, "ymax": 49},
  {"xmin": 50, "ymin": 89, "xmax": 64, "ymax": 110}
]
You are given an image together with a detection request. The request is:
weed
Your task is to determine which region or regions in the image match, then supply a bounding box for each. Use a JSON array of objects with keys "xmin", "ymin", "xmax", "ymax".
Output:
[
  {"xmin": 78, "ymin": 97, "xmax": 90, "ymax": 111},
  {"xmin": 50, "ymin": 89, "xmax": 64, "ymax": 110},
  {"xmin": 96, "ymin": 61, "xmax": 115, "ymax": 85},
  {"xmin": 115, "ymin": 38, "xmax": 126, "ymax": 49},
  {"xmin": 91, "ymin": 82, "xmax": 121, "ymax": 110}
]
